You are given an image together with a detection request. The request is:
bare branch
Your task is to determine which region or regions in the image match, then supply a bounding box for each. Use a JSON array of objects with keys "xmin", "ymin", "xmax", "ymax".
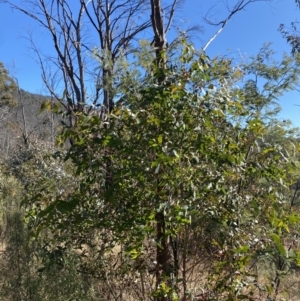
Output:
[
  {"xmin": 203, "ymin": 0, "xmax": 270, "ymax": 51},
  {"xmin": 165, "ymin": 0, "xmax": 179, "ymax": 34},
  {"xmin": 1, "ymin": 0, "xmax": 151, "ymax": 114}
]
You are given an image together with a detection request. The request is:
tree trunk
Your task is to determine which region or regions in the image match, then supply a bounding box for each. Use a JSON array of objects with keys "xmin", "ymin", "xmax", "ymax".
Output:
[{"xmin": 150, "ymin": 1, "xmax": 174, "ymax": 299}]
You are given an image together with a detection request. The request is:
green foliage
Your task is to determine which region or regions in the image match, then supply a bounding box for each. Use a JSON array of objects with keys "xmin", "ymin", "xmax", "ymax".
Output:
[
  {"xmin": 20, "ymin": 42, "xmax": 300, "ymax": 300},
  {"xmin": 0, "ymin": 62, "xmax": 17, "ymax": 107},
  {"xmin": 241, "ymin": 43, "xmax": 300, "ymax": 119},
  {"xmin": 0, "ymin": 146, "xmax": 100, "ymax": 301}
]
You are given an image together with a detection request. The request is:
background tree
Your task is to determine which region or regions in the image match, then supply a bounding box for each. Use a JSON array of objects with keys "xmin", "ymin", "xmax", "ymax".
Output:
[
  {"xmin": 0, "ymin": 62, "xmax": 17, "ymax": 124},
  {"xmin": 279, "ymin": 1, "xmax": 300, "ymax": 57}
]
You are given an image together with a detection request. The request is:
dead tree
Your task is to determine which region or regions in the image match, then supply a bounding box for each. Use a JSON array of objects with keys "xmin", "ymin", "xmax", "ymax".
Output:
[{"xmin": 1, "ymin": 0, "xmax": 151, "ymax": 121}]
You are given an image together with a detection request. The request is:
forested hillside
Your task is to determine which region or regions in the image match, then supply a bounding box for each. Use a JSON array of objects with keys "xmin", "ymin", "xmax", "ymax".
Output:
[{"xmin": 2, "ymin": 1, "xmax": 300, "ymax": 301}]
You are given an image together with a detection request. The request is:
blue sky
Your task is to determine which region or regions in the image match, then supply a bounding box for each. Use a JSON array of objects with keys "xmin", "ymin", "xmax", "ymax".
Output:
[{"xmin": 1, "ymin": 0, "xmax": 300, "ymax": 126}]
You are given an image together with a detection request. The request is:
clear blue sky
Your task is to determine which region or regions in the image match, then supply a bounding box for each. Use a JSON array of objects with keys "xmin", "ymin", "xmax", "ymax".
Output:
[{"xmin": 1, "ymin": 0, "xmax": 300, "ymax": 126}]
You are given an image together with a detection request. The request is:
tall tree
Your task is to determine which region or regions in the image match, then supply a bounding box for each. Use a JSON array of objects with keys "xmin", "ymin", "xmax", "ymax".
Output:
[{"xmin": 149, "ymin": 1, "xmax": 176, "ymax": 299}]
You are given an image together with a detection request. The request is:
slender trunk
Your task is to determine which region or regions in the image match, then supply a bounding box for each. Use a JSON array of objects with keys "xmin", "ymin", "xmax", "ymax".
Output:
[
  {"xmin": 155, "ymin": 179, "xmax": 171, "ymax": 301},
  {"xmin": 18, "ymin": 86, "xmax": 28, "ymax": 146},
  {"xmin": 102, "ymin": 67, "xmax": 114, "ymax": 117},
  {"xmin": 155, "ymin": 211, "xmax": 171, "ymax": 284},
  {"xmin": 150, "ymin": 1, "xmax": 173, "ymax": 300},
  {"xmin": 182, "ymin": 225, "xmax": 188, "ymax": 301}
]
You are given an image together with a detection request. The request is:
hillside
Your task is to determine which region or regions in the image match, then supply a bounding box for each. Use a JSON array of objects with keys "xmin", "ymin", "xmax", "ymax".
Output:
[{"xmin": 0, "ymin": 89, "xmax": 60, "ymax": 157}]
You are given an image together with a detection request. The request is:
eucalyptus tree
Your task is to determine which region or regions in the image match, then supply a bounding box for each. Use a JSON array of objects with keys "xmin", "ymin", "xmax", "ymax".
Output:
[{"xmin": 21, "ymin": 40, "xmax": 300, "ymax": 300}]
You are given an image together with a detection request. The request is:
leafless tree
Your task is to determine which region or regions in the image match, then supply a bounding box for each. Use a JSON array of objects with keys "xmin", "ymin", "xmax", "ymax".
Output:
[{"xmin": 1, "ymin": 0, "xmax": 153, "ymax": 121}]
